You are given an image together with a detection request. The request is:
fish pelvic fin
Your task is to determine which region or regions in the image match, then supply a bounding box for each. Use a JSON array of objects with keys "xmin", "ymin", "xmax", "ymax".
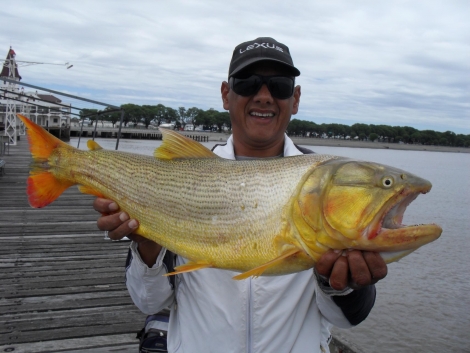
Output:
[
  {"xmin": 87, "ymin": 140, "xmax": 103, "ymax": 150},
  {"xmin": 232, "ymin": 248, "xmax": 301, "ymax": 280},
  {"xmin": 17, "ymin": 114, "xmax": 75, "ymax": 208},
  {"xmin": 163, "ymin": 261, "xmax": 212, "ymax": 276},
  {"xmin": 17, "ymin": 114, "xmax": 71, "ymax": 160},
  {"xmin": 155, "ymin": 129, "xmax": 218, "ymax": 160},
  {"xmin": 78, "ymin": 185, "xmax": 106, "ymax": 199}
]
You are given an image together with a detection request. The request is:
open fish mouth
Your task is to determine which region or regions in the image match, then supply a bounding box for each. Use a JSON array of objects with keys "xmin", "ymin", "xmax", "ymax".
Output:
[
  {"xmin": 381, "ymin": 192, "xmax": 419, "ymax": 231},
  {"xmin": 366, "ymin": 187, "xmax": 442, "ymax": 253}
]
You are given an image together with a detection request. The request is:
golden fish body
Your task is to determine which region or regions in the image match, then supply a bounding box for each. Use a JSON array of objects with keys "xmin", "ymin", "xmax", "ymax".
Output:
[{"xmin": 18, "ymin": 114, "xmax": 442, "ymax": 279}]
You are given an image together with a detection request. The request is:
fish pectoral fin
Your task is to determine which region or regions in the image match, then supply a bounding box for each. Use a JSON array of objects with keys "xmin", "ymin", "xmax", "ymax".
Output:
[
  {"xmin": 77, "ymin": 185, "xmax": 106, "ymax": 198},
  {"xmin": 232, "ymin": 248, "xmax": 301, "ymax": 280},
  {"xmin": 163, "ymin": 261, "xmax": 212, "ymax": 276},
  {"xmin": 87, "ymin": 140, "xmax": 103, "ymax": 150}
]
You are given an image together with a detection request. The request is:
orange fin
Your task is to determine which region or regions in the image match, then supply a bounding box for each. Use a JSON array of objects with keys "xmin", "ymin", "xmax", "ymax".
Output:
[
  {"xmin": 155, "ymin": 129, "xmax": 218, "ymax": 160},
  {"xmin": 78, "ymin": 185, "xmax": 106, "ymax": 198},
  {"xmin": 27, "ymin": 172, "xmax": 74, "ymax": 208},
  {"xmin": 163, "ymin": 261, "xmax": 212, "ymax": 276},
  {"xmin": 18, "ymin": 114, "xmax": 75, "ymax": 208},
  {"xmin": 17, "ymin": 114, "xmax": 71, "ymax": 160},
  {"xmin": 233, "ymin": 248, "xmax": 301, "ymax": 280},
  {"xmin": 87, "ymin": 140, "xmax": 103, "ymax": 151}
]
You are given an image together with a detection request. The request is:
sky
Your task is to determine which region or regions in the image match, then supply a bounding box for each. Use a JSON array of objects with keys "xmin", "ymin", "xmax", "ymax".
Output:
[{"xmin": 1, "ymin": 0, "xmax": 469, "ymax": 134}]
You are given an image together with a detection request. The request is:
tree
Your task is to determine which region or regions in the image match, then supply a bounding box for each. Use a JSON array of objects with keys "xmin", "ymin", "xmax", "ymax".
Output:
[
  {"xmin": 102, "ymin": 107, "xmax": 122, "ymax": 127},
  {"xmin": 153, "ymin": 104, "xmax": 167, "ymax": 126},
  {"xmin": 369, "ymin": 133, "xmax": 379, "ymax": 142},
  {"xmin": 162, "ymin": 107, "xmax": 177, "ymax": 125},
  {"xmin": 121, "ymin": 103, "xmax": 142, "ymax": 127},
  {"xmin": 176, "ymin": 107, "xmax": 187, "ymax": 130},
  {"xmin": 186, "ymin": 107, "xmax": 201, "ymax": 130},
  {"xmin": 79, "ymin": 108, "xmax": 99, "ymax": 125},
  {"xmin": 141, "ymin": 105, "xmax": 158, "ymax": 128},
  {"xmin": 213, "ymin": 111, "xmax": 230, "ymax": 132}
]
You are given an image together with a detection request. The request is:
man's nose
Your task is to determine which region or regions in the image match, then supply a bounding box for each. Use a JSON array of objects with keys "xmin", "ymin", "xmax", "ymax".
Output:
[{"xmin": 253, "ymin": 84, "xmax": 273, "ymax": 103}]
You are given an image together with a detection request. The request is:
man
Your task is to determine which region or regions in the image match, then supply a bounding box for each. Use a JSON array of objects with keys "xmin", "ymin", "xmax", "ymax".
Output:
[{"xmin": 94, "ymin": 37, "xmax": 387, "ymax": 353}]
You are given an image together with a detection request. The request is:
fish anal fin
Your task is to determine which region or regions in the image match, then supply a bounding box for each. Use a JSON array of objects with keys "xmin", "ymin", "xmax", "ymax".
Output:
[
  {"xmin": 163, "ymin": 261, "xmax": 212, "ymax": 276},
  {"xmin": 232, "ymin": 248, "xmax": 301, "ymax": 280},
  {"xmin": 78, "ymin": 185, "xmax": 106, "ymax": 198},
  {"xmin": 155, "ymin": 129, "xmax": 218, "ymax": 160},
  {"xmin": 27, "ymin": 172, "xmax": 74, "ymax": 208},
  {"xmin": 87, "ymin": 140, "xmax": 103, "ymax": 151}
]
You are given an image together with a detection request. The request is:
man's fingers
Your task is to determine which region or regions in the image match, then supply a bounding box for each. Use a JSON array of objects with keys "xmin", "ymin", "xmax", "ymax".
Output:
[
  {"xmin": 347, "ymin": 250, "xmax": 372, "ymax": 288},
  {"xmin": 315, "ymin": 250, "xmax": 342, "ymax": 278},
  {"xmin": 108, "ymin": 217, "xmax": 139, "ymax": 241},
  {"xmin": 329, "ymin": 255, "xmax": 349, "ymax": 290},
  {"xmin": 93, "ymin": 197, "xmax": 119, "ymax": 214},
  {"xmin": 363, "ymin": 251, "xmax": 388, "ymax": 284},
  {"xmin": 97, "ymin": 212, "xmax": 139, "ymax": 240}
]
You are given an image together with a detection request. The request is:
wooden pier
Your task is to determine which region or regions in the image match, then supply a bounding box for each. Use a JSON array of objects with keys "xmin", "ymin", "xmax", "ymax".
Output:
[
  {"xmin": 0, "ymin": 140, "xmax": 147, "ymax": 352},
  {"xmin": 0, "ymin": 138, "xmax": 356, "ymax": 353}
]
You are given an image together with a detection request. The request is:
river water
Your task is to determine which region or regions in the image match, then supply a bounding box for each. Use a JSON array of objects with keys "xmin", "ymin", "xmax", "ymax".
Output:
[{"xmin": 71, "ymin": 137, "xmax": 470, "ymax": 353}]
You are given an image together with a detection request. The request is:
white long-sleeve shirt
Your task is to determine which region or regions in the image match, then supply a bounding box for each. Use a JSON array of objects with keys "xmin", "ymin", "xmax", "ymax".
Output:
[{"xmin": 126, "ymin": 135, "xmax": 375, "ymax": 353}]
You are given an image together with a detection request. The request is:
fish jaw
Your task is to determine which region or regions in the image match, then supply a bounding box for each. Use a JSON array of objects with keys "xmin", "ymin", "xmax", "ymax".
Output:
[
  {"xmin": 344, "ymin": 172, "xmax": 442, "ymax": 261},
  {"xmin": 293, "ymin": 159, "xmax": 442, "ymax": 264},
  {"xmin": 358, "ymin": 191, "xmax": 442, "ymax": 255}
]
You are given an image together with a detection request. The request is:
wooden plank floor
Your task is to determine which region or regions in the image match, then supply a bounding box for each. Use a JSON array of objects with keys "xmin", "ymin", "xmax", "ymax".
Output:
[{"xmin": 0, "ymin": 139, "xmax": 147, "ymax": 352}]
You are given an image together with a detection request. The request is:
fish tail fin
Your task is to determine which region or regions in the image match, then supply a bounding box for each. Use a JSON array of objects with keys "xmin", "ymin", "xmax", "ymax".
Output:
[
  {"xmin": 17, "ymin": 114, "xmax": 75, "ymax": 208},
  {"xmin": 17, "ymin": 114, "xmax": 70, "ymax": 160}
]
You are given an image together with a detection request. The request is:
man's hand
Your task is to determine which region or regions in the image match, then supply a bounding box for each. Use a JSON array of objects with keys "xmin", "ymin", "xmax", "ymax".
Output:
[
  {"xmin": 93, "ymin": 198, "xmax": 162, "ymax": 266},
  {"xmin": 315, "ymin": 250, "xmax": 388, "ymax": 291},
  {"xmin": 93, "ymin": 197, "xmax": 142, "ymax": 241}
]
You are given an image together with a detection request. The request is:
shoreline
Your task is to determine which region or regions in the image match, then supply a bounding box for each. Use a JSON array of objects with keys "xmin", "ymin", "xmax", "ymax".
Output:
[{"xmin": 205, "ymin": 133, "xmax": 469, "ymax": 153}]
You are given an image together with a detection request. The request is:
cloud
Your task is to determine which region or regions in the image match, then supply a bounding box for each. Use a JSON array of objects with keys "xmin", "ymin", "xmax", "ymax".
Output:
[{"xmin": 1, "ymin": 0, "xmax": 469, "ymax": 133}]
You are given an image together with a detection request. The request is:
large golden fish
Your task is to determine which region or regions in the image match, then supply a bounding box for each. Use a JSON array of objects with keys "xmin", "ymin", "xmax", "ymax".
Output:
[{"xmin": 18, "ymin": 114, "xmax": 442, "ymax": 280}]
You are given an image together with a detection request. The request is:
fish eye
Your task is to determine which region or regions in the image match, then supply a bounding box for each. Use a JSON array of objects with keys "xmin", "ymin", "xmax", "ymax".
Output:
[{"xmin": 382, "ymin": 177, "xmax": 394, "ymax": 188}]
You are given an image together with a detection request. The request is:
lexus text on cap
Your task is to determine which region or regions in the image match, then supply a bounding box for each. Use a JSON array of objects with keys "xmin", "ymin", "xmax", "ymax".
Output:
[{"xmin": 228, "ymin": 37, "xmax": 301, "ymax": 78}]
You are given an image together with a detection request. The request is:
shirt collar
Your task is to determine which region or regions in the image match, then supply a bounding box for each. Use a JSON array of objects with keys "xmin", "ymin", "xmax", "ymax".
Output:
[{"xmin": 212, "ymin": 134, "xmax": 303, "ymax": 160}]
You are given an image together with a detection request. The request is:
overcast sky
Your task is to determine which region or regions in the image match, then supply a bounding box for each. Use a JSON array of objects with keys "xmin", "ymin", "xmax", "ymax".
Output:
[{"xmin": 2, "ymin": 0, "xmax": 469, "ymax": 134}]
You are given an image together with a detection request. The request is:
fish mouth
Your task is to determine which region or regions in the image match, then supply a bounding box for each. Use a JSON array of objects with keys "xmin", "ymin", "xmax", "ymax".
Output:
[{"xmin": 365, "ymin": 187, "xmax": 442, "ymax": 252}]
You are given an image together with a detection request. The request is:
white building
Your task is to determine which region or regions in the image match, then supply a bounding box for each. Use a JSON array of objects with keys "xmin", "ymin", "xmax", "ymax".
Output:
[{"xmin": 0, "ymin": 47, "xmax": 71, "ymax": 144}]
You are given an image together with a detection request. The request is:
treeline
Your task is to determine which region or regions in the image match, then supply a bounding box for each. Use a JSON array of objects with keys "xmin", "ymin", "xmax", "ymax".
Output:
[
  {"xmin": 287, "ymin": 119, "xmax": 470, "ymax": 147},
  {"xmin": 79, "ymin": 103, "xmax": 469, "ymax": 147},
  {"xmin": 79, "ymin": 104, "xmax": 231, "ymax": 132}
]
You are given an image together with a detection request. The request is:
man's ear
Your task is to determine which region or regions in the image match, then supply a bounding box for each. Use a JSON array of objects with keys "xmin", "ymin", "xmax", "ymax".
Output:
[
  {"xmin": 292, "ymin": 85, "xmax": 301, "ymax": 115},
  {"xmin": 221, "ymin": 81, "xmax": 230, "ymax": 110}
]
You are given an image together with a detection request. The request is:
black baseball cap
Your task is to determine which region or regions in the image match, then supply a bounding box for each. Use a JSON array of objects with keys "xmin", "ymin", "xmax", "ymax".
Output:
[{"xmin": 228, "ymin": 37, "xmax": 300, "ymax": 78}]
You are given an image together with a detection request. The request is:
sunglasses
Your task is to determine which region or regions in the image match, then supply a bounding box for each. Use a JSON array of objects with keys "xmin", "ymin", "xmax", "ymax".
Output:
[{"xmin": 229, "ymin": 74, "xmax": 295, "ymax": 100}]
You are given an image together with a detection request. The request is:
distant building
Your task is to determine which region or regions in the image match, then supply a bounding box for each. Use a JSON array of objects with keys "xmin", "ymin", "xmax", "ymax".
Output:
[{"xmin": 0, "ymin": 47, "xmax": 71, "ymax": 143}]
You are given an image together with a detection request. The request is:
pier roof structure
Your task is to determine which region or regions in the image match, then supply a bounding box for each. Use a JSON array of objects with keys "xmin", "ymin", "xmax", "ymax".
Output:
[{"xmin": 0, "ymin": 47, "xmax": 21, "ymax": 80}]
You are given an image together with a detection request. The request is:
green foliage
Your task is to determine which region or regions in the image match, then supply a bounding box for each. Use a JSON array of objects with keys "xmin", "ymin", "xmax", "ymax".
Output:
[
  {"xmin": 79, "ymin": 108, "xmax": 99, "ymax": 123},
  {"xmin": 285, "ymin": 119, "xmax": 469, "ymax": 147},
  {"xmin": 369, "ymin": 133, "xmax": 379, "ymax": 142},
  {"xmin": 93, "ymin": 102, "xmax": 469, "ymax": 147}
]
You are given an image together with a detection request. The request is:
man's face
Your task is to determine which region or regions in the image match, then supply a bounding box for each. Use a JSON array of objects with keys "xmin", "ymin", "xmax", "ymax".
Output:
[{"xmin": 221, "ymin": 62, "xmax": 301, "ymax": 157}]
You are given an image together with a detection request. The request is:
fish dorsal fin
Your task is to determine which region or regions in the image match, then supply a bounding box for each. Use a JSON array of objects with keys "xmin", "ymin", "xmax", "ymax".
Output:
[
  {"xmin": 155, "ymin": 129, "xmax": 218, "ymax": 160},
  {"xmin": 87, "ymin": 140, "xmax": 103, "ymax": 151}
]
